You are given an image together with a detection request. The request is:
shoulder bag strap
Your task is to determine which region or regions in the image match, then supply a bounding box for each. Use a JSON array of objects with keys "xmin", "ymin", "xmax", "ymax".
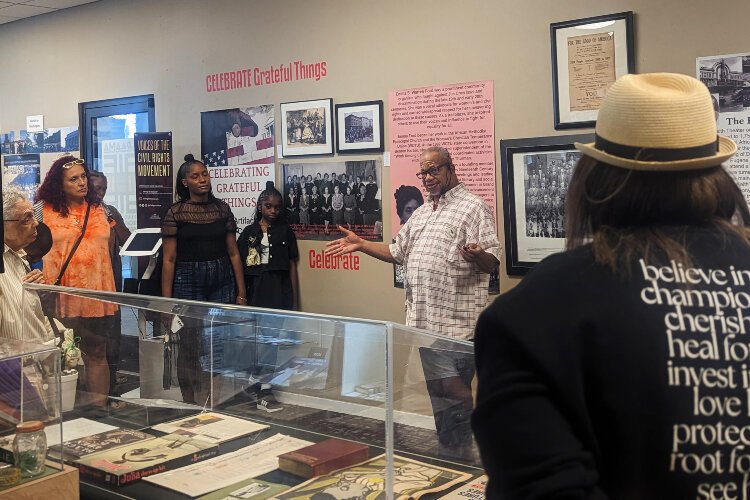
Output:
[{"xmin": 54, "ymin": 202, "xmax": 92, "ymax": 286}]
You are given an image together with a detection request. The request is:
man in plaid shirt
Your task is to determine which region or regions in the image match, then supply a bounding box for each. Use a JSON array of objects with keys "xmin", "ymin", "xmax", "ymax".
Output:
[{"xmin": 326, "ymin": 146, "xmax": 499, "ymax": 458}]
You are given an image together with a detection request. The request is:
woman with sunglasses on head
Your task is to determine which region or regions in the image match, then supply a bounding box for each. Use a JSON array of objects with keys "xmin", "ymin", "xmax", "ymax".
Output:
[
  {"xmin": 35, "ymin": 155, "xmax": 119, "ymax": 408},
  {"xmin": 161, "ymin": 154, "xmax": 245, "ymax": 404},
  {"xmin": 472, "ymin": 73, "xmax": 750, "ymax": 498}
]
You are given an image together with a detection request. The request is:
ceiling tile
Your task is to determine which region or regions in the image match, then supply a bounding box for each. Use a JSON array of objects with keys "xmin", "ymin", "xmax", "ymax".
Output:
[
  {"xmin": 0, "ymin": 4, "xmax": 55, "ymax": 18},
  {"xmin": 23, "ymin": 0, "xmax": 98, "ymax": 9}
]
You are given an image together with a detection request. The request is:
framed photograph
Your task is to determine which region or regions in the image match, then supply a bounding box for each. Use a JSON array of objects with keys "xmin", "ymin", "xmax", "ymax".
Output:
[
  {"xmin": 282, "ymin": 160, "xmax": 383, "ymax": 242},
  {"xmin": 280, "ymin": 98, "xmax": 334, "ymax": 157},
  {"xmin": 551, "ymin": 11, "xmax": 634, "ymax": 130},
  {"xmin": 335, "ymin": 100, "xmax": 384, "ymax": 153},
  {"xmin": 500, "ymin": 134, "xmax": 593, "ymax": 276}
]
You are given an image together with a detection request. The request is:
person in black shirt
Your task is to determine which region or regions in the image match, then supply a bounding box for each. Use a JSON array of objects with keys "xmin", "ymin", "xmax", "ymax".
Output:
[
  {"xmin": 161, "ymin": 154, "xmax": 246, "ymax": 403},
  {"xmin": 237, "ymin": 182, "xmax": 300, "ymax": 413},
  {"xmin": 238, "ymin": 181, "xmax": 300, "ymax": 310},
  {"xmin": 472, "ymin": 73, "xmax": 748, "ymax": 499}
]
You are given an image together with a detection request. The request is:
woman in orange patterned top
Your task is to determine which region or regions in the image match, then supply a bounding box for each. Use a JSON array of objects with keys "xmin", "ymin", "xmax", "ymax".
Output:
[{"xmin": 35, "ymin": 155, "xmax": 118, "ymax": 408}]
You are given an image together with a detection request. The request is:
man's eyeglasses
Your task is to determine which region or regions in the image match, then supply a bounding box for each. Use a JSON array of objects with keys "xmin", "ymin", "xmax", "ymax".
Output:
[
  {"xmin": 416, "ymin": 163, "xmax": 447, "ymax": 180},
  {"xmin": 4, "ymin": 214, "xmax": 35, "ymax": 226},
  {"xmin": 63, "ymin": 158, "xmax": 85, "ymax": 169}
]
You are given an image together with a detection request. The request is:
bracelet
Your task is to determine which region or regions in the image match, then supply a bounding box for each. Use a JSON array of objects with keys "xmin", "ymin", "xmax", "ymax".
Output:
[{"xmin": 237, "ymin": 296, "xmax": 246, "ymax": 301}]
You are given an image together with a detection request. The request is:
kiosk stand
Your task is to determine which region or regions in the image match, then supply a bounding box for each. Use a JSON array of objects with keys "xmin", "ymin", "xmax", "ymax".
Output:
[{"xmin": 119, "ymin": 229, "xmax": 180, "ymax": 399}]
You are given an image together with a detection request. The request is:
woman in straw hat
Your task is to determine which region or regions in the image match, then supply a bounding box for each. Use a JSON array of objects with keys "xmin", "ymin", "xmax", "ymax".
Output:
[{"xmin": 472, "ymin": 73, "xmax": 748, "ymax": 498}]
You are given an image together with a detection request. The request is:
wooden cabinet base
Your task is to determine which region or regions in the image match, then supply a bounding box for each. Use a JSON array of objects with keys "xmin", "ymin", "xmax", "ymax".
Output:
[{"xmin": 0, "ymin": 464, "xmax": 79, "ymax": 500}]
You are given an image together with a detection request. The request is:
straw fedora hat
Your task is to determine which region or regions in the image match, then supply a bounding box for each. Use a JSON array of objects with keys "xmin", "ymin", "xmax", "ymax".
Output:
[{"xmin": 575, "ymin": 73, "xmax": 736, "ymax": 171}]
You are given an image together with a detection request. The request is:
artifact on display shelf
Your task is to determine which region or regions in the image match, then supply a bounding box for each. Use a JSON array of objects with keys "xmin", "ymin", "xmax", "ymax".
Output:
[
  {"xmin": 198, "ymin": 477, "xmax": 288, "ymax": 499},
  {"xmin": 550, "ymin": 11, "xmax": 634, "ymax": 129},
  {"xmin": 266, "ymin": 356, "xmax": 330, "ymax": 390},
  {"xmin": 48, "ymin": 428, "xmax": 153, "ymax": 461},
  {"xmin": 143, "ymin": 433, "xmax": 313, "ymax": 498},
  {"xmin": 0, "ymin": 417, "xmax": 118, "ymax": 464},
  {"xmin": 275, "ymin": 454, "xmax": 472, "ymax": 499},
  {"xmin": 151, "ymin": 411, "xmax": 269, "ymax": 444},
  {"xmin": 437, "ymin": 475, "xmax": 487, "ymax": 499},
  {"xmin": 74, "ymin": 433, "xmax": 218, "ymax": 487},
  {"xmin": 278, "ymin": 438, "xmax": 370, "ymax": 478}
]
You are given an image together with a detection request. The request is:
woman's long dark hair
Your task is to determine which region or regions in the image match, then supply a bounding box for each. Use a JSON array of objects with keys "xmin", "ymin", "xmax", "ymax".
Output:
[
  {"xmin": 175, "ymin": 154, "xmax": 216, "ymax": 202},
  {"xmin": 35, "ymin": 155, "xmax": 100, "ymax": 216},
  {"xmin": 565, "ymin": 155, "xmax": 750, "ymax": 271}
]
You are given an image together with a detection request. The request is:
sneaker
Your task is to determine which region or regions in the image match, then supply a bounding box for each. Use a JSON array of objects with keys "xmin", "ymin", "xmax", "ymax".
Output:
[{"xmin": 256, "ymin": 389, "xmax": 283, "ymax": 413}]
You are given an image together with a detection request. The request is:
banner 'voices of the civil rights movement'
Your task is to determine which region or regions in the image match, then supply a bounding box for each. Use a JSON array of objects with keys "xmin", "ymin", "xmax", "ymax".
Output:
[
  {"xmin": 200, "ymin": 105, "xmax": 275, "ymax": 230},
  {"xmin": 134, "ymin": 132, "xmax": 174, "ymax": 229}
]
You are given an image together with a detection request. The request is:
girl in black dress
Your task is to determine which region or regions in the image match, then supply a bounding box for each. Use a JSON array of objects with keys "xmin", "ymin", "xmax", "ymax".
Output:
[{"xmin": 238, "ymin": 182, "xmax": 300, "ymax": 310}]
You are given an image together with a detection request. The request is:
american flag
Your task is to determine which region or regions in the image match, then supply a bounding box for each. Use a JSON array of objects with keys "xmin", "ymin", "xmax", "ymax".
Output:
[{"xmin": 203, "ymin": 149, "xmax": 227, "ymax": 167}]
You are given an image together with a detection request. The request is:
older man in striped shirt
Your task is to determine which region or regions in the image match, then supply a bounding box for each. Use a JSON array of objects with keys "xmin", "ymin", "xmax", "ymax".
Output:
[
  {"xmin": 0, "ymin": 187, "xmax": 52, "ymax": 344},
  {"xmin": 326, "ymin": 146, "xmax": 499, "ymax": 458}
]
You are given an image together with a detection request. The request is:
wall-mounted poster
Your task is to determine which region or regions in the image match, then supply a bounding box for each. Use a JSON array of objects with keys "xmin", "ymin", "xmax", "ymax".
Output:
[
  {"xmin": 697, "ymin": 52, "xmax": 750, "ymax": 204},
  {"xmin": 23, "ymin": 129, "xmax": 45, "ymax": 154},
  {"xmin": 0, "ymin": 132, "xmax": 14, "ymax": 154},
  {"xmin": 44, "ymin": 126, "xmax": 79, "ymax": 153},
  {"xmin": 201, "ymin": 105, "xmax": 275, "ymax": 229},
  {"xmin": 282, "ymin": 160, "xmax": 382, "ymax": 241},
  {"xmin": 134, "ymin": 132, "xmax": 173, "ymax": 229},
  {"xmin": 43, "ymin": 128, "xmax": 63, "ymax": 152},
  {"xmin": 2, "ymin": 154, "xmax": 41, "ymax": 201},
  {"xmin": 389, "ymin": 81, "xmax": 496, "ymax": 240}
]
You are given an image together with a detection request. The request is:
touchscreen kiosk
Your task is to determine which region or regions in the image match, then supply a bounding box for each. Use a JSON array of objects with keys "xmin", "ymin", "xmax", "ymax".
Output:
[{"xmin": 120, "ymin": 228, "xmax": 162, "ymax": 257}]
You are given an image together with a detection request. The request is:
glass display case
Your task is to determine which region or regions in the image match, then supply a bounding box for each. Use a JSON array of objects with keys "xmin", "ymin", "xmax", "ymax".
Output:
[
  {"xmin": 26, "ymin": 284, "xmax": 484, "ymax": 499},
  {"xmin": 0, "ymin": 338, "xmax": 64, "ymax": 490}
]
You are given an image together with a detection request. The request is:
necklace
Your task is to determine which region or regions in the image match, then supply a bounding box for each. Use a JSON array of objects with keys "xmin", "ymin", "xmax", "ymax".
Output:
[{"xmin": 69, "ymin": 202, "xmax": 87, "ymax": 227}]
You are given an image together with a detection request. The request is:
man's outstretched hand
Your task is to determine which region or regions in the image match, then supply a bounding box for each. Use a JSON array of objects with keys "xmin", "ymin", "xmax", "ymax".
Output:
[{"xmin": 325, "ymin": 226, "xmax": 364, "ymax": 257}]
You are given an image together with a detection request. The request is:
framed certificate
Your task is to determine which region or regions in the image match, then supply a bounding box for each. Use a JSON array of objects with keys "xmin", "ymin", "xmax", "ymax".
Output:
[{"xmin": 551, "ymin": 11, "xmax": 634, "ymax": 130}]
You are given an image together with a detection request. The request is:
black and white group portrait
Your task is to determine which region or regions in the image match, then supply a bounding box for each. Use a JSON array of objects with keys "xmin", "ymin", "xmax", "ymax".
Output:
[
  {"xmin": 282, "ymin": 160, "xmax": 383, "ymax": 241},
  {"xmin": 285, "ymin": 107, "xmax": 327, "ymax": 147},
  {"xmin": 280, "ymin": 98, "xmax": 334, "ymax": 156},
  {"xmin": 522, "ymin": 151, "xmax": 578, "ymax": 239}
]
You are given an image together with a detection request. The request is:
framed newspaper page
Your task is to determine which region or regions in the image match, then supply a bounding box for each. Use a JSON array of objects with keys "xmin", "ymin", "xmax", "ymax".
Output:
[{"xmin": 551, "ymin": 11, "xmax": 634, "ymax": 130}]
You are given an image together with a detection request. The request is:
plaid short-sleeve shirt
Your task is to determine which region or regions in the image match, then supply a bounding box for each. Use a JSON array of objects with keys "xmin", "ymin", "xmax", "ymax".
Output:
[{"xmin": 389, "ymin": 183, "xmax": 500, "ymax": 340}]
